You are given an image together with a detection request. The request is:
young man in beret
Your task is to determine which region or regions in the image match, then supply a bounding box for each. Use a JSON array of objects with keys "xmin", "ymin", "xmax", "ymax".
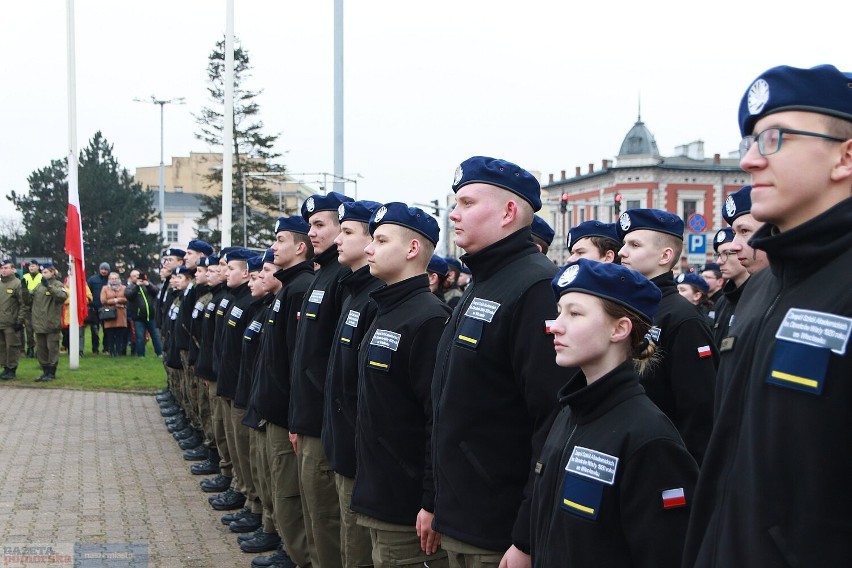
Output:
[
  {"xmin": 427, "ymin": 255, "xmax": 449, "ymax": 297},
  {"xmin": 617, "ymin": 209, "xmax": 717, "ymax": 465},
  {"xmin": 290, "ymin": 191, "xmax": 354, "ymax": 568},
  {"xmin": 684, "ymin": 64, "xmax": 852, "ymax": 568},
  {"xmin": 247, "ymin": 216, "xmax": 315, "ymax": 567},
  {"xmin": 431, "ymin": 156, "xmax": 570, "ymax": 568},
  {"xmin": 322, "ymin": 200, "xmax": 384, "ymax": 568},
  {"xmin": 352, "ymin": 203, "xmax": 451, "ymax": 567},
  {"xmin": 565, "ymin": 220, "xmax": 621, "ymax": 263},
  {"xmin": 724, "ymin": 185, "xmax": 769, "ymax": 276},
  {"xmin": 708, "ymin": 227, "xmax": 748, "ymax": 351},
  {"xmin": 530, "ymin": 215, "xmax": 555, "ymax": 256},
  {"xmin": 439, "ymin": 257, "xmax": 464, "ymax": 308}
]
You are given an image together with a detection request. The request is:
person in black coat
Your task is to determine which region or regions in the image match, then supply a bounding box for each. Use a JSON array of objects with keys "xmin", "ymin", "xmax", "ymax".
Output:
[{"xmin": 531, "ymin": 259, "xmax": 697, "ymax": 568}]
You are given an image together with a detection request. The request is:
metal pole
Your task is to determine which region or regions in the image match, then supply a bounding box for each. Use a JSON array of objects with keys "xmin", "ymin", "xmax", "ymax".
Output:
[
  {"xmin": 333, "ymin": 0, "xmax": 344, "ymax": 194},
  {"xmin": 66, "ymin": 0, "xmax": 80, "ymax": 370},
  {"xmin": 242, "ymin": 174, "xmax": 247, "ymax": 248},
  {"xmin": 158, "ymin": 101, "xmax": 165, "ymax": 242},
  {"xmin": 221, "ymin": 0, "xmax": 235, "ymax": 248}
]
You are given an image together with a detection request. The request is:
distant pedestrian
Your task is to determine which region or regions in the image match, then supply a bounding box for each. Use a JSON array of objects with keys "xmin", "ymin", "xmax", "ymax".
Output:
[
  {"xmin": 0, "ymin": 259, "xmax": 28, "ymax": 380},
  {"xmin": 61, "ymin": 273, "xmax": 92, "ymax": 357},
  {"xmin": 125, "ymin": 269, "xmax": 162, "ymax": 357},
  {"xmin": 21, "ymin": 259, "xmax": 42, "ymax": 358},
  {"xmin": 100, "ymin": 272, "xmax": 128, "ymax": 357},
  {"xmin": 86, "ymin": 262, "xmax": 110, "ymax": 354}
]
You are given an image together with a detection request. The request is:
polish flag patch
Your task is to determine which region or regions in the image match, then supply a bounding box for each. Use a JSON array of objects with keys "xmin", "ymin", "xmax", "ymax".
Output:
[
  {"xmin": 545, "ymin": 319, "xmax": 555, "ymax": 334},
  {"xmin": 697, "ymin": 345, "xmax": 712, "ymax": 358},
  {"xmin": 296, "ymin": 311, "xmax": 301, "ymax": 321},
  {"xmin": 661, "ymin": 488, "xmax": 687, "ymax": 509}
]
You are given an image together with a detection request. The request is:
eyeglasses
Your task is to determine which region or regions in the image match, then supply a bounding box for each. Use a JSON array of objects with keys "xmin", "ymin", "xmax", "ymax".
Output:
[
  {"xmin": 716, "ymin": 251, "xmax": 735, "ymax": 262},
  {"xmin": 739, "ymin": 127, "xmax": 846, "ymax": 159}
]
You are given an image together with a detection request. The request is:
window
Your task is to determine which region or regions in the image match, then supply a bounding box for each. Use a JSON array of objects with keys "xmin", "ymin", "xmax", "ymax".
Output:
[
  {"xmin": 166, "ymin": 224, "xmax": 179, "ymax": 243},
  {"xmin": 682, "ymin": 200, "xmax": 697, "ymax": 225},
  {"xmin": 626, "ymin": 199, "xmax": 641, "ymax": 210}
]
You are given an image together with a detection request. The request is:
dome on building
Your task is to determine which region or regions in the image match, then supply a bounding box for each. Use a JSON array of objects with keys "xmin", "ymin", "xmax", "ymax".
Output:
[{"xmin": 618, "ymin": 118, "xmax": 661, "ymax": 157}]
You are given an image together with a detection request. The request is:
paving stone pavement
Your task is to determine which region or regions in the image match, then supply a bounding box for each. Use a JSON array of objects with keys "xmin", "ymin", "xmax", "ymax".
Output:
[{"xmin": 0, "ymin": 386, "xmax": 263, "ymax": 567}]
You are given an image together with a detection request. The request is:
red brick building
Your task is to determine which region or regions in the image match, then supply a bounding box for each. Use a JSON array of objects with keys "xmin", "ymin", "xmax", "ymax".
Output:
[{"xmin": 541, "ymin": 115, "xmax": 749, "ymax": 267}]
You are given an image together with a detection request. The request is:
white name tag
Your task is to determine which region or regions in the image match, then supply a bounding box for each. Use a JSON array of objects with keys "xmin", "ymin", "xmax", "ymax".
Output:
[
  {"xmin": 370, "ymin": 329, "xmax": 401, "ymax": 351},
  {"xmin": 249, "ymin": 320, "xmax": 262, "ymax": 333},
  {"xmin": 219, "ymin": 299, "xmax": 230, "ymax": 309},
  {"xmin": 230, "ymin": 306, "xmax": 243, "ymax": 319},
  {"xmin": 345, "ymin": 310, "xmax": 361, "ymax": 327},
  {"xmin": 566, "ymin": 446, "xmax": 619, "ymax": 485},
  {"xmin": 309, "ymin": 290, "xmax": 325, "ymax": 304},
  {"xmin": 273, "ymin": 299, "xmax": 281, "ymax": 313},
  {"xmin": 464, "ymin": 298, "xmax": 501, "ymax": 322},
  {"xmin": 776, "ymin": 308, "xmax": 852, "ymax": 355}
]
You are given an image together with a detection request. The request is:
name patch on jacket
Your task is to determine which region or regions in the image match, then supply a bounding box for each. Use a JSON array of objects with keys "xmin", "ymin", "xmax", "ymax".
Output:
[
  {"xmin": 192, "ymin": 301, "xmax": 205, "ymax": 319},
  {"xmin": 464, "ymin": 298, "xmax": 501, "ymax": 322},
  {"xmin": 244, "ymin": 319, "xmax": 262, "ymax": 340},
  {"xmin": 566, "ymin": 446, "xmax": 619, "ymax": 485},
  {"xmin": 205, "ymin": 301, "xmax": 216, "ymax": 319},
  {"xmin": 305, "ymin": 289, "xmax": 325, "ymax": 319},
  {"xmin": 228, "ymin": 306, "xmax": 243, "ymax": 327},
  {"xmin": 766, "ymin": 309, "xmax": 850, "ymax": 395},
  {"xmin": 216, "ymin": 298, "xmax": 229, "ymax": 316},
  {"xmin": 367, "ymin": 329, "xmax": 400, "ymax": 371},
  {"xmin": 340, "ymin": 310, "xmax": 361, "ymax": 345},
  {"xmin": 370, "ymin": 329, "xmax": 400, "ymax": 351}
]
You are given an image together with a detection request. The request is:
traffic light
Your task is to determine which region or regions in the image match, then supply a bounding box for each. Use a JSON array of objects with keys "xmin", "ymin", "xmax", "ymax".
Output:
[
  {"xmin": 560, "ymin": 193, "xmax": 569, "ymax": 213},
  {"xmin": 614, "ymin": 192, "xmax": 623, "ymax": 215},
  {"xmin": 431, "ymin": 199, "xmax": 440, "ymax": 216}
]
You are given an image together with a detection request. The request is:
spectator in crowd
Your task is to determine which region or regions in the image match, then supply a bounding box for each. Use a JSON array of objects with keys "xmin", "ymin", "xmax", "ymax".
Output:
[
  {"xmin": 30, "ymin": 262, "xmax": 67, "ymax": 382},
  {"xmin": 100, "ymin": 271, "xmax": 128, "ymax": 357},
  {"xmin": 1, "ymin": 259, "xmax": 28, "ymax": 380},
  {"xmin": 125, "ymin": 269, "xmax": 162, "ymax": 357},
  {"xmin": 86, "ymin": 262, "xmax": 110, "ymax": 355},
  {"xmin": 61, "ymin": 272, "xmax": 92, "ymax": 356}
]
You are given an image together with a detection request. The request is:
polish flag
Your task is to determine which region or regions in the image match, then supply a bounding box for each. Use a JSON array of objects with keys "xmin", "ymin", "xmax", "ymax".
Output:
[
  {"xmin": 64, "ymin": 170, "xmax": 87, "ymax": 324},
  {"xmin": 661, "ymin": 488, "xmax": 687, "ymax": 509},
  {"xmin": 544, "ymin": 319, "xmax": 555, "ymax": 334},
  {"xmin": 697, "ymin": 345, "xmax": 712, "ymax": 358}
]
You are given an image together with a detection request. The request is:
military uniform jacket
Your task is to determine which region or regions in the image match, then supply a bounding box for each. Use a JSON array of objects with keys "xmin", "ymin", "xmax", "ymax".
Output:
[
  {"xmin": 351, "ymin": 274, "xmax": 451, "ymax": 525},
  {"xmin": 710, "ymin": 278, "xmax": 748, "ymax": 364},
  {"xmin": 216, "ymin": 282, "xmax": 253, "ymax": 400},
  {"xmin": 289, "ymin": 247, "xmax": 350, "ymax": 437},
  {"xmin": 29, "ymin": 277, "xmax": 68, "ymax": 334},
  {"xmin": 233, "ymin": 293, "xmax": 274, "ymax": 411},
  {"xmin": 188, "ymin": 284, "xmax": 211, "ymax": 365},
  {"xmin": 195, "ymin": 283, "xmax": 227, "ymax": 381},
  {"xmin": 644, "ymin": 272, "xmax": 717, "ymax": 466},
  {"xmin": 432, "ymin": 228, "xmax": 570, "ymax": 553},
  {"xmin": 683, "ymin": 198, "xmax": 852, "ymax": 568},
  {"xmin": 247, "ymin": 260, "xmax": 314, "ymax": 430},
  {"xmin": 531, "ymin": 362, "xmax": 698, "ymax": 568},
  {"xmin": 211, "ymin": 288, "xmax": 236, "ymax": 381},
  {"xmin": 164, "ymin": 294, "xmax": 183, "ymax": 370},
  {"xmin": 0, "ymin": 274, "xmax": 28, "ymax": 329},
  {"xmin": 322, "ymin": 265, "xmax": 382, "ymax": 478},
  {"xmin": 173, "ymin": 283, "xmax": 195, "ymax": 352}
]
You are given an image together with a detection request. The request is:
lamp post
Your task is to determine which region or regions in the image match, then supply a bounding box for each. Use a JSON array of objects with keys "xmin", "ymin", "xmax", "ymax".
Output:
[{"xmin": 134, "ymin": 96, "xmax": 185, "ymax": 243}]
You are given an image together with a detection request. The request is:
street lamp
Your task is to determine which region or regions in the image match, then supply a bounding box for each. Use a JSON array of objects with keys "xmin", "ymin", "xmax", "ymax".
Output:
[{"xmin": 133, "ymin": 96, "xmax": 185, "ymax": 243}]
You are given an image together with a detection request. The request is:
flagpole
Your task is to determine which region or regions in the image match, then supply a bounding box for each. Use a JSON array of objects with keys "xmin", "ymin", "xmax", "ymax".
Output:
[
  {"xmin": 67, "ymin": 0, "xmax": 81, "ymax": 369},
  {"xmin": 221, "ymin": 0, "xmax": 234, "ymax": 248}
]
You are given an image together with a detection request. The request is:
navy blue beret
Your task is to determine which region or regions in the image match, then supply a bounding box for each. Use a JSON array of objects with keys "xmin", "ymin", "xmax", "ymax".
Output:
[
  {"xmin": 199, "ymin": 255, "xmax": 220, "ymax": 267},
  {"xmin": 722, "ymin": 186, "xmax": 752, "ymax": 226},
  {"xmin": 339, "ymin": 200, "xmax": 383, "ymax": 224},
  {"xmin": 301, "ymin": 191, "xmax": 354, "ymax": 222},
  {"xmin": 676, "ymin": 272, "xmax": 709, "ymax": 293},
  {"xmin": 369, "ymin": 202, "xmax": 440, "ymax": 245},
  {"xmin": 552, "ymin": 258, "xmax": 661, "ymax": 324},
  {"xmin": 452, "ymin": 156, "xmax": 542, "ymax": 211},
  {"xmin": 712, "ymin": 227, "xmax": 735, "ymax": 252},
  {"xmin": 531, "ymin": 215, "xmax": 555, "ymax": 246},
  {"xmin": 444, "ymin": 256, "xmax": 462, "ymax": 273},
  {"xmin": 567, "ymin": 220, "xmax": 621, "ymax": 252},
  {"xmin": 262, "ymin": 249, "xmax": 275, "ymax": 264},
  {"xmin": 41, "ymin": 261, "xmax": 54, "ymax": 269},
  {"xmin": 617, "ymin": 209, "xmax": 684, "ymax": 241},
  {"xmin": 427, "ymin": 255, "xmax": 449, "ymax": 276},
  {"xmin": 162, "ymin": 248, "xmax": 186, "ymax": 258},
  {"xmin": 247, "ymin": 255, "xmax": 264, "ymax": 273},
  {"xmin": 702, "ymin": 262, "xmax": 721, "ymax": 274},
  {"xmin": 739, "ymin": 64, "xmax": 852, "ymax": 137},
  {"xmin": 173, "ymin": 265, "xmax": 196, "ymax": 277},
  {"xmin": 274, "ymin": 215, "xmax": 310, "ymax": 235},
  {"xmin": 187, "ymin": 239, "xmax": 213, "ymax": 256},
  {"xmin": 223, "ymin": 248, "xmax": 254, "ymax": 262},
  {"xmin": 1, "ymin": 259, "xmax": 12, "ymax": 266}
]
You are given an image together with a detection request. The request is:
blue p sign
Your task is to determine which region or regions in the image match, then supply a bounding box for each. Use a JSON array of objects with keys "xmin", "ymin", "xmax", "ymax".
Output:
[{"xmin": 688, "ymin": 233, "xmax": 706, "ymax": 254}]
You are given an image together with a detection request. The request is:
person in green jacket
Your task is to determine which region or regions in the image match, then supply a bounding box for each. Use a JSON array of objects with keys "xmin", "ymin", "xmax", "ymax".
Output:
[
  {"xmin": 28, "ymin": 262, "xmax": 67, "ymax": 382},
  {"xmin": 0, "ymin": 259, "xmax": 29, "ymax": 380}
]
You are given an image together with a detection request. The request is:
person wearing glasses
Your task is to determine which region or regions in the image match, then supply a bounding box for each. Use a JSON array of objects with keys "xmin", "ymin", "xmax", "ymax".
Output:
[
  {"xmin": 683, "ymin": 64, "xmax": 852, "ymax": 568},
  {"xmin": 707, "ymin": 227, "xmax": 748, "ymax": 352}
]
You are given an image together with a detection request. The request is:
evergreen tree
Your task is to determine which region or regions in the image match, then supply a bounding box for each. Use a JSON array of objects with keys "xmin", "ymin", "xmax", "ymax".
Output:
[
  {"xmin": 194, "ymin": 37, "xmax": 284, "ymax": 249},
  {"xmin": 3, "ymin": 132, "xmax": 160, "ymax": 276}
]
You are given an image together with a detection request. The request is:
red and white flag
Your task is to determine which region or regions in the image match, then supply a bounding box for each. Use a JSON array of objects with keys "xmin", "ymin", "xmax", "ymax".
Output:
[
  {"xmin": 661, "ymin": 487, "xmax": 687, "ymax": 509},
  {"xmin": 697, "ymin": 345, "xmax": 712, "ymax": 359},
  {"xmin": 64, "ymin": 173, "xmax": 87, "ymax": 324}
]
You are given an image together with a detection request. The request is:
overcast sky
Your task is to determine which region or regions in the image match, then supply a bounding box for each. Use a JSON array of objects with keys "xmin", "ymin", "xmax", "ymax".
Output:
[{"xmin": 1, "ymin": 1, "xmax": 846, "ymax": 216}]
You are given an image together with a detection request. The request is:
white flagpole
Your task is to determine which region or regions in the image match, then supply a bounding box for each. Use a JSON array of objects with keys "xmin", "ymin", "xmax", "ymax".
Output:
[
  {"xmin": 221, "ymin": 0, "xmax": 234, "ymax": 248},
  {"xmin": 67, "ymin": 0, "xmax": 80, "ymax": 370}
]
